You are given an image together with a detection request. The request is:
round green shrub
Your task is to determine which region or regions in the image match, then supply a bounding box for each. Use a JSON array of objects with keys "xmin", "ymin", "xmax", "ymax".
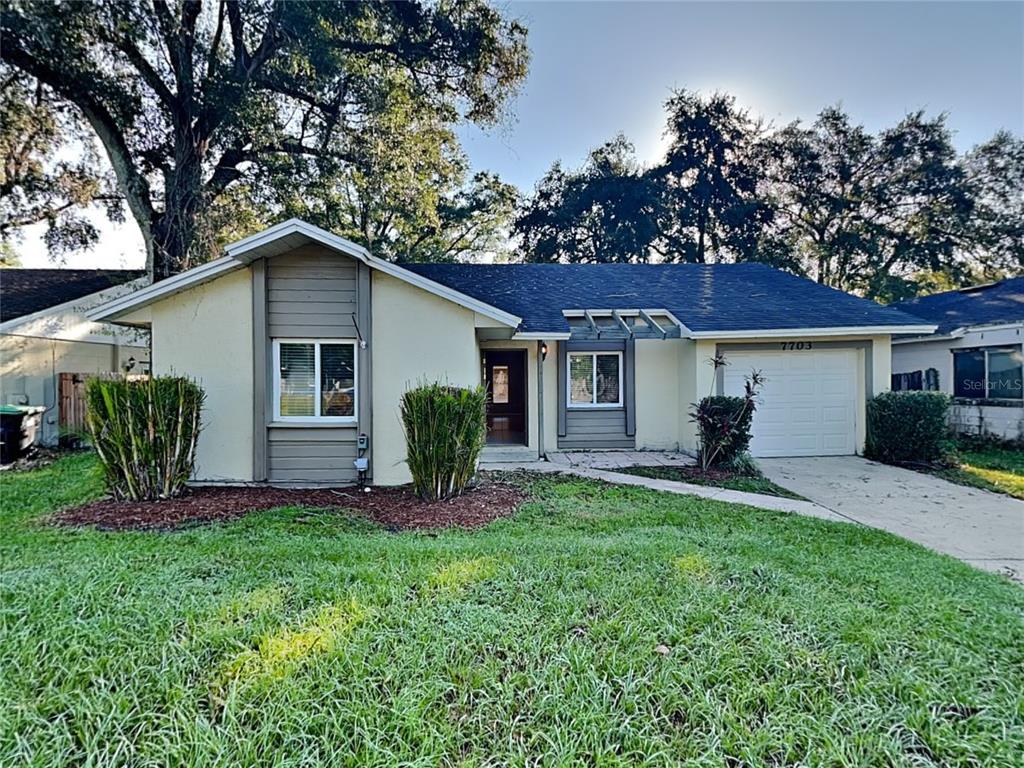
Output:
[{"xmin": 865, "ymin": 391, "xmax": 952, "ymax": 465}]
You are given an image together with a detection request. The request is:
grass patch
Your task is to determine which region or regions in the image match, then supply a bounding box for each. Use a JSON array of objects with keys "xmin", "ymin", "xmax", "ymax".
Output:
[
  {"xmin": 2, "ymin": 453, "xmax": 1022, "ymax": 766},
  {"xmin": 933, "ymin": 444, "xmax": 1024, "ymax": 499},
  {"xmin": 617, "ymin": 463, "xmax": 806, "ymax": 500}
]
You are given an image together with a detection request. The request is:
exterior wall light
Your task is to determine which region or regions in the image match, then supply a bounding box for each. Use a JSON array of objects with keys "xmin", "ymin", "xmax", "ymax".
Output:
[{"xmin": 540, "ymin": 342, "xmax": 548, "ymax": 361}]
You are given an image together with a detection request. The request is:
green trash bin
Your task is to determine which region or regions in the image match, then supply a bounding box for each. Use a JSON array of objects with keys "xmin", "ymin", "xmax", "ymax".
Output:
[{"xmin": 0, "ymin": 405, "xmax": 46, "ymax": 464}]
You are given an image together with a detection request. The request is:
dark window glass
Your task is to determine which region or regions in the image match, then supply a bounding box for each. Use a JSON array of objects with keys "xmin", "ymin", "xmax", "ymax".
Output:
[
  {"xmin": 987, "ymin": 349, "xmax": 1023, "ymax": 400},
  {"xmin": 595, "ymin": 354, "xmax": 620, "ymax": 404},
  {"xmin": 320, "ymin": 344, "xmax": 355, "ymax": 417},
  {"xmin": 953, "ymin": 350, "xmax": 985, "ymax": 398}
]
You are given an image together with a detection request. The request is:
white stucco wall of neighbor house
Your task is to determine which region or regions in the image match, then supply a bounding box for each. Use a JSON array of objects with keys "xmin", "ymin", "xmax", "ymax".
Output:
[
  {"xmin": 371, "ymin": 272, "xmax": 481, "ymax": 486},
  {"xmin": 892, "ymin": 324, "xmax": 1024, "ymax": 440},
  {"xmin": 148, "ymin": 268, "xmax": 254, "ymax": 482},
  {"xmin": 0, "ymin": 280, "xmax": 151, "ymax": 445}
]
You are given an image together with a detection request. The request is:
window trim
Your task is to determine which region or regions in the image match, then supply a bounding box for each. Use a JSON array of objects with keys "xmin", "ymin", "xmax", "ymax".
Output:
[
  {"xmin": 272, "ymin": 338, "xmax": 358, "ymax": 424},
  {"xmin": 567, "ymin": 351, "xmax": 624, "ymax": 409},
  {"xmin": 953, "ymin": 346, "xmax": 1023, "ymax": 401}
]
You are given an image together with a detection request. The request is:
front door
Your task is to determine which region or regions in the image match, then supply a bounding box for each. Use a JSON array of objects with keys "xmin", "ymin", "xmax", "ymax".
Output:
[{"xmin": 483, "ymin": 350, "xmax": 527, "ymax": 445}]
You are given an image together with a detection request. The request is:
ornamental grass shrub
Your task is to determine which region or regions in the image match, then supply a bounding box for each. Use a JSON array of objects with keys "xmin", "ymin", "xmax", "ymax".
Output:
[
  {"xmin": 400, "ymin": 381, "xmax": 487, "ymax": 501},
  {"xmin": 865, "ymin": 390, "xmax": 952, "ymax": 465},
  {"xmin": 85, "ymin": 376, "xmax": 205, "ymax": 501}
]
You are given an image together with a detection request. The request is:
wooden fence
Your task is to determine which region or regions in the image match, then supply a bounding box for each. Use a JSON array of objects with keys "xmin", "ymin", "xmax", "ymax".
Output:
[{"xmin": 58, "ymin": 373, "xmax": 148, "ymax": 439}]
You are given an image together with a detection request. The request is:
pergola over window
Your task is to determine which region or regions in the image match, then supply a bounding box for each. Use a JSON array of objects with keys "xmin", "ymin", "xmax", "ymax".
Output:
[{"xmin": 563, "ymin": 309, "xmax": 684, "ymax": 341}]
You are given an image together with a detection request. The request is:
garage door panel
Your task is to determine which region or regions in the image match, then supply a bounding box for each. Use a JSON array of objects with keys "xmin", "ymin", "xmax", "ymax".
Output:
[
  {"xmin": 789, "ymin": 407, "xmax": 818, "ymax": 424},
  {"xmin": 722, "ymin": 348, "xmax": 858, "ymax": 458},
  {"xmin": 822, "ymin": 406, "xmax": 850, "ymax": 423}
]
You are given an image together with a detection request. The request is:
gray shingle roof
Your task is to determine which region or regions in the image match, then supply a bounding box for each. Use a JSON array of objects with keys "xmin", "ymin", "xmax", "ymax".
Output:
[
  {"xmin": 891, "ymin": 277, "xmax": 1024, "ymax": 336},
  {"xmin": 403, "ymin": 262, "xmax": 927, "ymax": 334},
  {"xmin": 0, "ymin": 269, "xmax": 145, "ymax": 323}
]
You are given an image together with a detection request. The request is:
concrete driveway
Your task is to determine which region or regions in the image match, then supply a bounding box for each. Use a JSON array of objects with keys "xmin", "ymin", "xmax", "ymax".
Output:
[{"xmin": 760, "ymin": 456, "xmax": 1024, "ymax": 580}]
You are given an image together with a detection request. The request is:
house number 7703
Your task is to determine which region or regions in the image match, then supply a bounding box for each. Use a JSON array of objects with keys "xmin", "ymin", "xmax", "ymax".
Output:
[{"xmin": 780, "ymin": 341, "xmax": 813, "ymax": 350}]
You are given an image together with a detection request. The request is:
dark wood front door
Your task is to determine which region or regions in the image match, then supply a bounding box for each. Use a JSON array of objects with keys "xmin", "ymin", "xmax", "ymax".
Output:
[{"xmin": 483, "ymin": 350, "xmax": 527, "ymax": 445}]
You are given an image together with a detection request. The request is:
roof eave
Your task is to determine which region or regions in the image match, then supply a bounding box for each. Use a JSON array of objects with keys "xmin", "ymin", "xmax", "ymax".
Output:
[
  {"xmin": 689, "ymin": 324, "xmax": 938, "ymax": 340},
  {"xmin": 86, "ymin": 256, "xmax": 240, "ymax": 323},
  {"xmin": 88, "ymin": 219, "xmax": 521, "ymax": 329}
]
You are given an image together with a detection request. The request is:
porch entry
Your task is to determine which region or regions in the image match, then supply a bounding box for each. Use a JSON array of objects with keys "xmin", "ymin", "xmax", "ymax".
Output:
[{"xmin": 483, "ymin": 350, "xmax": 527, "ymax": 445}]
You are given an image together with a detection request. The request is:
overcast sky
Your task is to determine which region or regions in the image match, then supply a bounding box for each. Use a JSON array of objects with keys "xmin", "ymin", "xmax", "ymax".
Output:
[{"xmin": 17, "ymin": 0, "xmax": 1023, "ymax": 270}]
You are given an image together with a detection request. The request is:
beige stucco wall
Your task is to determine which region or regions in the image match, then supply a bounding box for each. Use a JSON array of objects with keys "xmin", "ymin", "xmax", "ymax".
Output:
[
  {"xmin": 149, "ymin": 267, "xmax": 254, "ymax": 481},
  {"xmin": 371, "ymin": 272, "xmax": 481, "ymax": 485},
  {"xmin": 635, "ymin": 339, "xmax": 683, "ymax": 450},
  {"xmin": 0, "ymin": 335, "xmax": 149, "ymax": 445}
]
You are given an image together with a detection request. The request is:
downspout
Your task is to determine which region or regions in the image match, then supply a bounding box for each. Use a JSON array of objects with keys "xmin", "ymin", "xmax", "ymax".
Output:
[{"xmin": 537, "ymin": 340, "xmax": 545, "ymax": 459}]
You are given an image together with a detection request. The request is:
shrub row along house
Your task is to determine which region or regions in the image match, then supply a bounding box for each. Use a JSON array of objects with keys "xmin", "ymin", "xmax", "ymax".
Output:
[
  {"xmin": 892, "ymin": 277, "xmax": 1024, "ymax": 440},
  {"xmin": 89, "ymin": 220, "xmax": 935, "ymax": 486}
]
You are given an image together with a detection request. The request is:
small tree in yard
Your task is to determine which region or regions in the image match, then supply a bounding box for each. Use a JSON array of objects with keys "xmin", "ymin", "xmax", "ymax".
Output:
[
  {"xmin": 86, "ymin": 376, "xmax": 205, "ymax": 501},
  {"xmin": 400, "ymin": 382, "xmax": 488, "ymax": 501},
  {"xmin": 690, "ymin": 354, "xmax": 764, "ymax": 470}
]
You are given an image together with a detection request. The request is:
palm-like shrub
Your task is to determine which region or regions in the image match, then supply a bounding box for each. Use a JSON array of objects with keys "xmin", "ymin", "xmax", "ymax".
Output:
[
  {"xmin": 400, "ymin": 382, "xmax": 488, "ymax": 501},
  {"xmin": 85, "ymin": 376, "xmax": 205, "ymax": 501},
  {"xmin": 690, "ymin": 354, "xmax": 764, "ymax": 470}
]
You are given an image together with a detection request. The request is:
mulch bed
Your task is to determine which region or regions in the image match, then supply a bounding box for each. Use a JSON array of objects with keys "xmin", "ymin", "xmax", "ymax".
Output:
[{"xmin": 50, "ymin": 480, "xmax": 527, "ymax": 532}]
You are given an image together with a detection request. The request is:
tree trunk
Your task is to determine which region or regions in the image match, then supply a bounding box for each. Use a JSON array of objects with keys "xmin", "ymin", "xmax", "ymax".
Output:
[{"xmin": 151, "ymin": 132, "xmax": 207, "ymax": 280}]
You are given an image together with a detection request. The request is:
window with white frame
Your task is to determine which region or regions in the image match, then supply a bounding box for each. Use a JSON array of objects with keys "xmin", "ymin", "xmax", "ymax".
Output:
[
  {"xmin": 568, "ymin": 351, "xmax": 622, "ymax": 407},
  {"xmin": 953, "ymin": 347, "xmax": 1023, "ymax": 400},
  {"xmin": 273, "ymin": 340, "xmax": 357, "ymax": 421}
]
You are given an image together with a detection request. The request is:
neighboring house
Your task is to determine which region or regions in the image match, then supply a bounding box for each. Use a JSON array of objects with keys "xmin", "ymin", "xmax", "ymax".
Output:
[
  {"xmin": 89, "ymin": 219, "xmax": 934, "ymax": 487},
  {"xmin": 1, "ymin": 269, "xmax": 150, "ymax": 445},
  {"xmin": 891, "ymin": 277, "xmax": 1024, "ymax": 440}
]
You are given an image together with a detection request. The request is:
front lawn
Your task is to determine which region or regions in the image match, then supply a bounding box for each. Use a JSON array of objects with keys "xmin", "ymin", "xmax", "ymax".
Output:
[
  {"xmin": 935, "ymin": 444, "xmax": 1024, "ymax": 499},
  {"xmin": 2, "ymin": 454, "xmax": 1022, "ymax": 766},
  {"xmin": 616, "ymin": 464, "xmax": 805, "ymax": 500}
]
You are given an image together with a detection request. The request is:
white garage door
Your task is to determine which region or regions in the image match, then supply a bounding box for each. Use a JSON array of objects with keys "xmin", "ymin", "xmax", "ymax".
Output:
[{"xmin": 722, "ymin": 348, "xmax": 858, "ymax": 457}]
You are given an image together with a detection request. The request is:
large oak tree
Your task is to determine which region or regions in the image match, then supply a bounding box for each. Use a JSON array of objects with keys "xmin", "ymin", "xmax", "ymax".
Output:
[
  {"xmin": 1, "ymin": 0, "xmax": 528, "ymax": 277},
  {"xmin": 0, "ymin": 67, "xmax": 121, "ymax": 260}
]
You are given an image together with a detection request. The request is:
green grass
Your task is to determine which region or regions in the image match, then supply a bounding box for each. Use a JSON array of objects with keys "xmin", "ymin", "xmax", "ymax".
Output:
[
  {"xmin": 616, "ymin": 464, "xmax": 805, "ymax": 500},
  {"xmin": 935, "ymin": 444, "xmax": 1024, "ymax": 499},
  {"xmin": 2, "ymin": 453, "xmax": 1022, "ymax": 766}
]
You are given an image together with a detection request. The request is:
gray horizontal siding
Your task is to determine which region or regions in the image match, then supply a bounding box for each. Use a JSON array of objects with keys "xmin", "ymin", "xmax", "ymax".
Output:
[
  {"xmin": 267, "ymin": 247, "xmax": 358, "ymax": 338},
  {"xmin": 267, "ymin": 427, "xmax": 358, "ymax": 484},
  {"xmin": 558, "ymin": 408, "xmax": 634, "ymax": 449},
  {"xmin": 264, "ymin": 241, "xmax": 363, "ymax": 485}
]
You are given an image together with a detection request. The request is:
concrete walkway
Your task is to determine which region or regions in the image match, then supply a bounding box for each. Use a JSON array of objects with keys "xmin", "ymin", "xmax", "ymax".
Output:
[
  {"xmin": 485, "ymin": 450, "xmax": 845, "ymax": 521},
  {"xmin": 546, "ymin": 450, "xmax": 695, "ymax": 470},
  {"xmin": 761, "ymin": 456, "xmax": 1024, "ymax": 580}
]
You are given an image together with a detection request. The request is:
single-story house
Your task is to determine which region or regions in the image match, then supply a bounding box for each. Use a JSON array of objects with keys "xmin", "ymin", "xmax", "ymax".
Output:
[
  {"xmin": 891, "ymin": 277, "xmax": 1024, "ymax": 440},
  {"xmin": 1, "ymin": 269, "xmax": 150, "ymax": 445},
  {"xmin": 89, "ymin": 219, "xmax": 935, "ymax": 486}
]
